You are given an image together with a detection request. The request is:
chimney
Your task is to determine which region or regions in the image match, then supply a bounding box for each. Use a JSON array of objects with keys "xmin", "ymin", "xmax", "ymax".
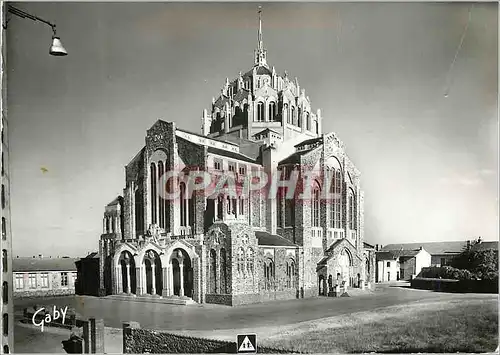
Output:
[
  {"xmin": 375, "ymin": 244, "xmax": 379, "ymax": 251},
  {"xmin": 467, "ymin": 240, "xmax": 471, "ymax": 250},
  {"xmin": 39, "ymin": 254, "xmax": 43, "ymax": 258},
  {"xmin": 477, "ymin": 236, "xmax": 482, "ymax": 244}
]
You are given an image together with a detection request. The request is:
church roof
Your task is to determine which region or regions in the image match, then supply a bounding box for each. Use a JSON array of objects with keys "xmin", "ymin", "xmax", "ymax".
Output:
[
  {"xmin": 278, "ymin": 149, "xmax": 313, "ymax": 165},
  {"xmin": 107, "ymin": 196, "xmax": 122, "ymax": 207},
  {"xmin": 471, "ymin": 241, "xmax": 498, "ymax": 251},
  {"xmin": 207, "ymin": 147, "xmax": 257, "ymax": 164},
  {"xmin": 255, "ymin": 231, "xmax": 297, "ymax": 247},
  {"xmin": 252, "ymin": 128, "xmax": 282, "ymax": 137},
  {"xmin": 255, "ymin": 65, "xmax": 272, "ymax": 75},
  {"xmin": 294, "ymin": 137, "xmax": 322, "ymax": 148},
  {"xmin": 213, "ymin": 134, "xmax": 262, "ymax": 160}
]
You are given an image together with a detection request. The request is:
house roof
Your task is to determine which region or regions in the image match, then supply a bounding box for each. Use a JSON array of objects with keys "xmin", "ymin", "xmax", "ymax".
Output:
[
  {"xmin": 376, "ymin": 249, "xmax": 421, "ymax": 261},
  {"xmin": 252, "ymin": 128, "xmax": 282, "ymax": 137},
  {"xmin": 381, "ymin": 241, "xmax": 467, "ymax": 255},
  {"xmin": 13, "ymin": 257, "xmax": 78, "ymax": 272},
  {"xmin": 255, "ymin": 231, "xmax": 297, "ymax": 247}
]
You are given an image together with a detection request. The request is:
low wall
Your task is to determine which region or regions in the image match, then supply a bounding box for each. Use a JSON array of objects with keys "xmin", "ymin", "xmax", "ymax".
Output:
[
  {"xmin": 411, "ymin": 277, "xmax": 498, "ymax": 293},
  {"xmin": 14, "ymin": 288, "xmax": 75, "ymax": 299},
  {"xmin": 123, "ymin": 322, "xmax": 298, "ymax": 354}
]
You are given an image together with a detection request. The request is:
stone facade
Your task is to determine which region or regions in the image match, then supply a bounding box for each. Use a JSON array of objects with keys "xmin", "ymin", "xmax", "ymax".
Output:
[{"xmin": 94, "ymin": 9, "xmax": 375, "ymax": 306}]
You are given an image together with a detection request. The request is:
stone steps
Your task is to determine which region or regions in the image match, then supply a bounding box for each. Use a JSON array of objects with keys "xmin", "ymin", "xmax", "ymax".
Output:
[{"xmin": 106, "ymin": 294, "xmax": 196, "ymax": 305}]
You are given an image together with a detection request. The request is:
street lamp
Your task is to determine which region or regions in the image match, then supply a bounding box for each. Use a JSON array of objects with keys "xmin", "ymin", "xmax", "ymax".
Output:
[{"xmin": 4, "ymin": 4, "xmax": 68, "ymax": 56}]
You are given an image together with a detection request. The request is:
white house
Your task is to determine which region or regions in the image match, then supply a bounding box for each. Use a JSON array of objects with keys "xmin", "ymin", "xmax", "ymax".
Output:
[{"xmin": 376, "ymin": 247, "xmax": 431, "ymax": 282}]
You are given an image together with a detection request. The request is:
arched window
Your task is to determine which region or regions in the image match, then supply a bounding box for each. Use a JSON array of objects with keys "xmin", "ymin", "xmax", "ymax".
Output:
[
  {"xmin": 349, "ymin": 190, "xmax": 357, "ymax": 231},
  {"xmin": 297, "ymin": 108, "xmax": 302, "ymax": 128},
  {"xmin": 209, "ymin": 249, "xmax": 217, "ymax": 294},
  {"xmin": 264, "ymin": 259, "xmax": 274, "ymax": 290},
  {"xmin": 2, "ymin": 250, "xmax": 7, "ymax": 272},
  {"xmin": 286, "ymin": 259, "xmax": 295, "ymax": 288},
  {"xmin": 284, "ymin": 103, "xmax": 289, "ymax": 124},
  {"xmin": 1, "ymin": 184, "xmax": 5, "ymax": 209},
  {"xmin": 246, "ymin": 248, "xmax": 254, "ymax": 276},
  {"xmin": 311, "ymin": 181, "xmax": 320, "ymax": 227},
  {"xmin": 316, "ymin": 120, "xmax": 319, "ymax": 134},
  {"xmin": 220, "ymin": 248, "xmax": 227, "ymax": 293},
  {"xmin": 2, "ymin": 313, "xmax": 7, "ymax": 336},
  {"xmin": 4, "ymin": 345, "xmax": 9, "ymax": 354},
  {"xmin": 269, "ymin": 102, "xmax": 276, "ymax": 122},
  {"xmin": 257, "ymin": 102, "xmax": 264, "ymax": 122},
  {"xmin": 306, "ymin": 113, "xmax": 310, "ymax": 131},
  {"xmin": 329, "ymin": 169, "xmax": 342, "ymax": 229},
  {"xmin": 2, "ymin": 281, "xmax": 7, "ymax": 304},
  {"xmin": 180, "ymin": 182, "xmax": 188, "ymax": 227},
  {"xmin": 1, "ymin": 217, "xmax": 5, "ymax": 240},
  {"xmin": 158, "ymin": 161, "xmax": 164, "ymax": 228},
  {"xmin": 291, "ymin": 106, "xmax": 296, "ymax": 125},
  {"xmin": 237, "ymin": 248, "xmax": 245, "ymax": 276},
  {"xmin": 150, "ymin": 163, "xmax": 157, "ymax": 224}
]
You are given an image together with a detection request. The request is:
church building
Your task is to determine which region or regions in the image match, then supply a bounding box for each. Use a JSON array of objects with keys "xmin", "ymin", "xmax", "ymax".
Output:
[{"xmin": 96, "ymin": 9, "xmax": 376, "ymax": 306}]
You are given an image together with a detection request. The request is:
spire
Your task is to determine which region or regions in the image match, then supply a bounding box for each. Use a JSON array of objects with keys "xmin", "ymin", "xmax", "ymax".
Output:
[
  {"xmin": 254, "ymin": 5, "xmax": 268, "ymax": 67},
  {"xmin": 258, "ymin": 5, "xmax": 263, "ymax": 52}
]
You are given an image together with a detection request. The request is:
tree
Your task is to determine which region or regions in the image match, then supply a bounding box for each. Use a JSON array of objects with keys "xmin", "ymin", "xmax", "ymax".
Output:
[{"xmin": 451, "ymin": 249, "xmax": 498, "ymax": 280}]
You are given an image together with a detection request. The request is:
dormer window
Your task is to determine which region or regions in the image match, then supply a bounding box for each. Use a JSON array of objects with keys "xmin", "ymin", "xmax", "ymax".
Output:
[
  {"xmin": 239, "ymin": 165, "xmax": 246, "ymax": 175},
  {"xmin": 214, "ymin": 160, "xmax": 222, "ymax": 170},
  {"xmin": 228, "ymin": 163, "xmax": 236, "ymax": 172}
]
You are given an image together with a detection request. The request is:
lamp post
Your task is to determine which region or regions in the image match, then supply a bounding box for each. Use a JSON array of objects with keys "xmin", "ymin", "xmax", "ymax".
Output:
[{"xmin": 4, "ymin": 4, "xmax": 68, "ymax": 56}]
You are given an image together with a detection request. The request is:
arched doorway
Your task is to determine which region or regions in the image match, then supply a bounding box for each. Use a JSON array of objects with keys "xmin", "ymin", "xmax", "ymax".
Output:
[
  {"xmin": 170, "ymin": 248, "xmax": 194, "ymax": 298},
  {"xmin": 318, "ymin": 275, "xmax": 324, "ymax": 296},
  {"xmin": 339, "ymin": 249, "xmax": 352, "ymax": 287},
  {"xmin": 118, "ymin": 251, "xmax": 136, "ymax": 294},
  {"xmin": 143, "ymin": 250, "xmax": 162, "ymax": 296}
]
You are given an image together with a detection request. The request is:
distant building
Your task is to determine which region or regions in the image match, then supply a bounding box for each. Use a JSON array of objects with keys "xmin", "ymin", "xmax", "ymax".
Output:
[
  {"xmin": 12, "ymin": 256, "xmax": 78, "ymax": 298},
  {"xmin": 376, "ymin": 247, "xmax": 431, "ymax": 282},
  {"xmin": 380, "ymin": 238, "xmax": 498, "ymax": 268},
  {"xmin": 75, "ymin": 252, "xmax": 100, "ymax": 297}
]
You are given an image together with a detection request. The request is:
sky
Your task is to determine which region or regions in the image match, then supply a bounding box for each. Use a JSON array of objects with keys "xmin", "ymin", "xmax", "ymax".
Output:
[{"xmin": 6, "ymin": 2, "xmax": 498, "ymax": 257}]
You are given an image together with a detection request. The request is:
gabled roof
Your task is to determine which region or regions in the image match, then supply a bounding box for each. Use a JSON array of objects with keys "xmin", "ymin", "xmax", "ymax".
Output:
[
  {"xmin": 364, "ymin": 242, "xmax": 375, "ymax": 249},
  {"xmin": 381, "ymin": 241, "xmax": 467, "ymax": 255},
  {"xmin": 278, "ymin": 149, "xmax": 313, "ymax": 165},
  {"xmin": 376, "ymin": 249, "xmax": 421, "ymax": 261},
  {"xmin": 255, "ymin": 66, "xmax": 272, "ymax": 75},
  {"xmin": 207, "ymin": 147, "xmax": 257, "ymax": 164},
  {"xmin": 214, "ymin": 134, "xmax": 262, "ymax": 160},
  {"xmin": 294, "ymin": 137, "xmax": 322, "ymax": 148},
  {"xmin": 13, "ymin": 257, "xmax": 78, "ymax": 272},
  {"xmin": 252, "ymin": 128, "xmax": 282, "ymax": 137},
  {"xmin": 107, "ymin": 196, "xmax": 122, "ymax": 207},
  {"xmin": 255, "ymin": 231, "xmax": 296, "ymax": 247}
]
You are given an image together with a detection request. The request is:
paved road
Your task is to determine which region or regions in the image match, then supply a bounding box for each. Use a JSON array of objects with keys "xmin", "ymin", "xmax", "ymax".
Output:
[{"xmin": 14, "ymin": 283, "xmax": 495, "ymax": 331}]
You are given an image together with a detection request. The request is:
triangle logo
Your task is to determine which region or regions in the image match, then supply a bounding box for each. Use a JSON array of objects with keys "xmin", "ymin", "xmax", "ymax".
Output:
[{"xmin": 238, "ymin": 336, "xmax": 256, "ymax": 352}]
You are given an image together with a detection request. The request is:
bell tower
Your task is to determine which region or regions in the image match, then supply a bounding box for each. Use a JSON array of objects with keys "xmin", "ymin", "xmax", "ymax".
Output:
[{"xmin": 254, "ymin": 6, "xmax": 268, "ymax": 67}]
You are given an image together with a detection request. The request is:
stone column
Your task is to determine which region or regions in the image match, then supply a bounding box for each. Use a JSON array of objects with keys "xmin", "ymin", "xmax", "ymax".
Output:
[
  {"xmin": 135, "ymin": 267, "xmax": 142, "ymax": 295},
  {"xmin": 142, "ymin": 264, "xmax": 147, "ymax": 294},
  {"xmin": 179, "ymin": 263, "xmax": 185, "ymax": 297},
  {"xmin": 126, "ymin": 264, "xmax": 131, "ymax": 294},
  {"xmin": 162, "ymin": 267, "xmax": 168, "ymax": 297},
  {"xmin": 151, "ymin": 262, "xmax": 156, "ymax": 295},
  {"xmin": 103, "ymin": 218, "xmax": 106, "ymax": 234},
  {"xmin": 117, "ymin": 263, "xmax": 123, "ymax": 294}
]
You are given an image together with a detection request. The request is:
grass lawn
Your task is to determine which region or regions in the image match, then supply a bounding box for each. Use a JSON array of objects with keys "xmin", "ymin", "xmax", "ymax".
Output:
[{"xmin": 260, "ymin": 298, "xmax": 498, "ymax": 353}]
